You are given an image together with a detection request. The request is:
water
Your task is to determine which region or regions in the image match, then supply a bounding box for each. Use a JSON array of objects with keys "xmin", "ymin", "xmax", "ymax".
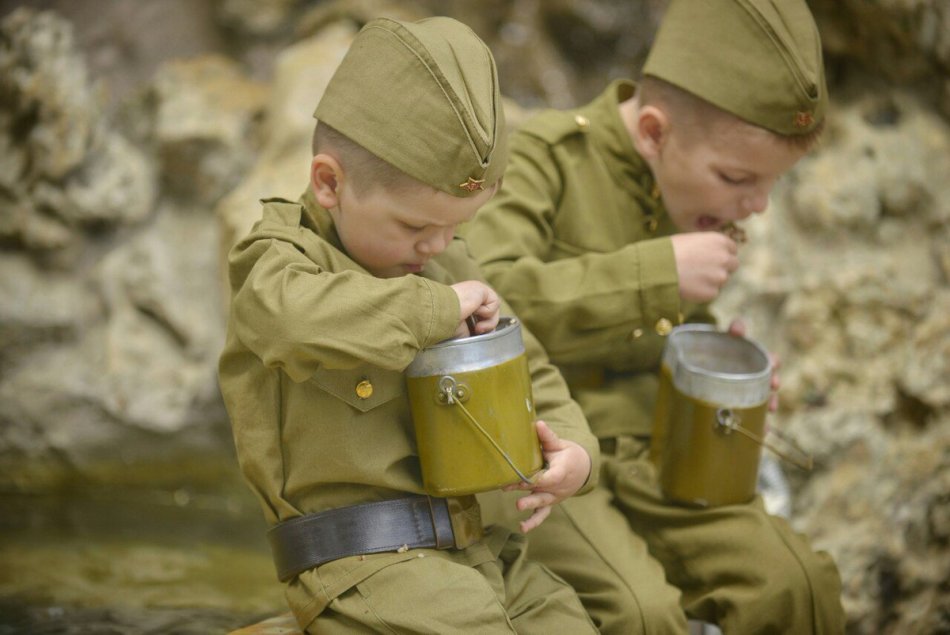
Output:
[{"xmin": 0, "ymin": 476, "xmax": 286, "ymax": 634}]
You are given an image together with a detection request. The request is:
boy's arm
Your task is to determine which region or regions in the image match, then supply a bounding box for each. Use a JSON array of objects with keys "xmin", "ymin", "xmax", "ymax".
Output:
[
  {"xmin": 230, "ymin": 238, "xmax": 460, "ymax": 381},
  {"xmin": 467, "ymin": 133, "xmax": 683, "ymax": 366}
]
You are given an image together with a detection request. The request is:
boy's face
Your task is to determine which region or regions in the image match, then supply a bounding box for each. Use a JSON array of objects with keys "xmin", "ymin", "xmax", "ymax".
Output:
[
  {"xmin": 642, "ymin": 114, "xmax": 808, "ymax": 232},
  {"xmin": 327, "ymin": 178, "xmax": 497, "ymax": 279}
]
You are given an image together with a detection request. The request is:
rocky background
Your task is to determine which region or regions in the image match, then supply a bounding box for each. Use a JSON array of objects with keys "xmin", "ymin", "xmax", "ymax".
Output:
[{"xmin": 0, "ymin": 1, "xmax": 947, "ymax": 633}]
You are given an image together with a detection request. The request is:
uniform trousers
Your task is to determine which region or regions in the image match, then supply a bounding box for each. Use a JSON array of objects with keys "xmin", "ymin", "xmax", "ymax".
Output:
[
  {"xmin": 482, "ymin": 436, "xmax": 845, "ymax": 634},
  {"xmin": 285, "ymin": 524, "xmax": 598, "ymax": 634}
]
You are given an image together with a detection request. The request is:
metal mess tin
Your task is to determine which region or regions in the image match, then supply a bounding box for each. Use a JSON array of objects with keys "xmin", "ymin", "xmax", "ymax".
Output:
[
  {"xmin": 651, "ymin": 324, "xmax": 776, "ymax": 507},
  {"xmin": 406, "ymin": 317, "xmax": 543, "ymax": 496}
]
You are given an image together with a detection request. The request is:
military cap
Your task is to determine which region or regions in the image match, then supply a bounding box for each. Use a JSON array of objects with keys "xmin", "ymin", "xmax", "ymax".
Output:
[
  {"xmin": 314, "ymin": 17, "xmax": 507, "ymax": 196},
  {"xmin": 642, "ymin": 0, "xmax": 827, "ymax": 135}
]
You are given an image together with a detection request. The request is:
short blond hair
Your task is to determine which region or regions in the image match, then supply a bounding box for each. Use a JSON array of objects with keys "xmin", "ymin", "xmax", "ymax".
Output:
[
  {"xmin": 312, "ymin": 122, "xmax": 434, "ymax": 197},
  {"xmin": 638, "ymin": 76, "xmax": 824, "ymax": 151}
]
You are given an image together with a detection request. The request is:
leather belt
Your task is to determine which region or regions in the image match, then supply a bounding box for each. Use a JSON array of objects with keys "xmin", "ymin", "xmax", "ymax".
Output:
[{"xmin": 267, "ymin": 495, "xmax": 480, "ymax": 582}]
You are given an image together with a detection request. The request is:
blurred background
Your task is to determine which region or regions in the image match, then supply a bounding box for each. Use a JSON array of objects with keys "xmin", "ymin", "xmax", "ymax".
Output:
[{"xmin": 0, "ymin": 1, "xmax": 947, "ymax": 633}]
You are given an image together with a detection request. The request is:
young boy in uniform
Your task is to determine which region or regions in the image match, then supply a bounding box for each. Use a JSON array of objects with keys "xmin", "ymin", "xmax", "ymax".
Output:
[
  {"xmin": 466, "ymin": 0, "xmax": 846, "ymax": 633},
  {"xmin": 218, "ymin": 17, "xmax": 601, "ymax": 633}
]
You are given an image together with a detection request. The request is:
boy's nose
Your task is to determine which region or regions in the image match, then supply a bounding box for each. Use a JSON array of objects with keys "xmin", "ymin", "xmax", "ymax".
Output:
[
  {"xmin": 417, "ymin": 227, "xmax": 454, "ymax": 255},
  {"xmin": 743, "ymin": 178, "xmax": 778, "ymax": 216},
  {"xmin": 741, "ymin": 192, "xmax": 769, "ymax": 216}
]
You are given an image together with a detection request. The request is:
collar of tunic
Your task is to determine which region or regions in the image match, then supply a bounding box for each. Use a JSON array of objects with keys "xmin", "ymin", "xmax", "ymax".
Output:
[{"xmin": 587, "ymin": 79, "xmax": 667, "ymax": 228}]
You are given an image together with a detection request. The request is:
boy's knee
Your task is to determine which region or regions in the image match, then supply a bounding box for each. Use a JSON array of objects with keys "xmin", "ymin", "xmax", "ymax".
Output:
[
  {"xmin": 593, "ymin": 580, "xmax": 687, "ymax": 635},
  {"xmin": 638, "ymin": 598, "xmax": 690, "ymax": 635},
  {"xmin": 730, "ymin": 546, "xmax": 844, "ymax": 634},
  {"xmin": 794, "ymin": 548, "xmax": 846, "ymax": 632}
]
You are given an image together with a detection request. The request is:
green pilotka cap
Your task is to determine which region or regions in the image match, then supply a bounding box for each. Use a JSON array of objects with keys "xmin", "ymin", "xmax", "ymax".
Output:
[
  {"xmin": 642, "ymin": 0, "xmax": 827, "ymax": 136},
  {"xmin": 314, "ymin": 17, "xmax": 507, "ymax": 196}
]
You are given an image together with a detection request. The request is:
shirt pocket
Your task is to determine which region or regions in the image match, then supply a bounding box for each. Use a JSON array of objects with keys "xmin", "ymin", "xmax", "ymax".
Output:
[{"xmin": 308, "ymin": 365, "xmax": 406, "ymax": 413}]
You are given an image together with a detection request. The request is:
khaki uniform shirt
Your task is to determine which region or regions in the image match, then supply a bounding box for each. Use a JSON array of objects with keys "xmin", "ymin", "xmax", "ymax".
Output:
[
  {"xmin": 218, "ymin": 190, "xmax": 599, "ymax": 526},
  {"xmin": 466, "ymin": 80, "xmax": 715, "ymax": 438}
]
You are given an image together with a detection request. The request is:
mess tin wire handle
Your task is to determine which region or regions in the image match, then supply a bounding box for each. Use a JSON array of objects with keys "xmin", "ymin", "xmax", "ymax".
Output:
[
  {"xmin": 715, "ymin": 409, "xmax": 814, "ymax": 471},
  {"xmin": 438, "ymin": 375, "xmax": 535, "ymax": 485}
]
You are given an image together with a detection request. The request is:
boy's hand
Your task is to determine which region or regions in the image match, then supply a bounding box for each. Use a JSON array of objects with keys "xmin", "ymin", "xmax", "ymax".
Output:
[
  {"xmin": 450, "ymin": 280, "xmax": 500, "ymax": 337},
  {"xmin": 728, "ymin": 318, "xmax": 781, "ymax": 411},
  {"xmin": 503, "ymin": 420, "xmax": 592, "ymax": 533},
  {"xmin": 671, "ymin": 232, "xmax": 739, "ymax": 303}
]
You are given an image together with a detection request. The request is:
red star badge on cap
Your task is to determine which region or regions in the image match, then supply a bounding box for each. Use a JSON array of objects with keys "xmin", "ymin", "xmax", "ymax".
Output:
[
  {"xmin": 459, "ymin": 177, "xmax": 485, "ymax": 192},
  {"xmin": 795, "ymin": 111, "xmax": 814, "ymax": 128}
]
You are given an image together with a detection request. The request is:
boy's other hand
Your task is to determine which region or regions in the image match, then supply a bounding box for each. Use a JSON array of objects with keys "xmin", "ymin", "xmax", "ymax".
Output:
[
  {"xmin": 671, "ymin": 232, "xmax": 739, "ymax": 303},
  {"xmin": 450, "ymin": 280, "xmax": 500, "ymax": 337},
  {"xmin": 503, "ymin": 420, "xmax": 592, "ymax": 533}
]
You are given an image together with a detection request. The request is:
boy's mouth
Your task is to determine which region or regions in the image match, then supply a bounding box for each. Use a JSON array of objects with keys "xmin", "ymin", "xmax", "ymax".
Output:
[{"xmin": 696, "ymin": 215, "xmax": 722, "ymax": 231}]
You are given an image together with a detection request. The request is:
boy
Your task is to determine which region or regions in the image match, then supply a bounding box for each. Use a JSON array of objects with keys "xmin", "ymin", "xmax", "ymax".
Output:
[
  {"xmin": 466, "ymin": 0, "xmax": 846, "ymax": 633},
  {"xmin": 218, "ymin": 17, "xmax": 600, "ymax": 633}
]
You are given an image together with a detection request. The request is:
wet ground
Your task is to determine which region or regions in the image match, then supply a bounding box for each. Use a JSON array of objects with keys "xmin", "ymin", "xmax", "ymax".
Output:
[{"xmin": 0, "ymin": 474, "xmax": 286, "ymax": 634}]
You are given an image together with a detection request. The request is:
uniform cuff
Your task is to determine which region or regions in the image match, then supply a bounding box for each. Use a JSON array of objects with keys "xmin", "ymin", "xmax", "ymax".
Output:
[
  {"xmin": 635, "ymin": 237, "xmax": 682, "ymax": 334},
  {"xmin": 421, "ymin": 279, "xmax": 462, "ymax": 346}
]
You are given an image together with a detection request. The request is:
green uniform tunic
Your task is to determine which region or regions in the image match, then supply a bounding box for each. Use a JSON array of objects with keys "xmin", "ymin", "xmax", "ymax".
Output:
[
  {"xmin": 468, "ymin": 80, "xmax": 845, "ymax": 634},
  {"xmin": 219, "ymin": 191, "xmax": 599, "ymax": 633}
]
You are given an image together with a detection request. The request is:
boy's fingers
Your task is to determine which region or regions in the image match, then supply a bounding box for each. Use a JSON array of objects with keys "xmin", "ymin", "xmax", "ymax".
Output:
[
  {"xmin": 769, "ymin": 353, "xmax": 782, "ymax": 371},
  {"xmin": 503, "ymin": 478, "xmax": 536, "ymax": 492},
  {"xmin": 727, "ymin": 318, "xmax": 746, "ymax": 337},
  {"xmin": 520, "ymin": 505, "xmax": 552, "ymax": 533},
  {"xmin": 479, "ymin": 313, "xmax": 500, "ymax": 332},
  {"xmin": 517, "ymin": 490, "xmax": 557, "ymax": 512},
  {"xmin": 535, "ymin": 420, "xmax": 562, "ymax": 450}
]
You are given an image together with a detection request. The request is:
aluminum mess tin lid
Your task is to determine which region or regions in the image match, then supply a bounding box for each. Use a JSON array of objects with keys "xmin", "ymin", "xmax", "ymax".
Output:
[
  {"xmin": 662, "ymin": 324, "xmax": 771, "ymax": 408},
  {"xmin": 406, "ymin": 316, "xmax": 525, "ymax": 377}
]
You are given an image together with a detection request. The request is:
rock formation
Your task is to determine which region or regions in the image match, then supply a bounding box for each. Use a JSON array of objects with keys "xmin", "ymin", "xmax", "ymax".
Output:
[{"xmin": 1, "ymin": 2, "xmax": 947, "ymax": 632}]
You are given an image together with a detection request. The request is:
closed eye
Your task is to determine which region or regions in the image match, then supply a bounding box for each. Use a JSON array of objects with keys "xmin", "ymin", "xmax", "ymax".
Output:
[{"xmin": 718, "ymin": 172, "xmax": 751, "ymax": 186}]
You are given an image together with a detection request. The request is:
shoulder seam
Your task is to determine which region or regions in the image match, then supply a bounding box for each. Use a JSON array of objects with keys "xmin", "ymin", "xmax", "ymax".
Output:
[{"xmin": 518, "ymin": 110, "xmax": 586, "ymax": 145}]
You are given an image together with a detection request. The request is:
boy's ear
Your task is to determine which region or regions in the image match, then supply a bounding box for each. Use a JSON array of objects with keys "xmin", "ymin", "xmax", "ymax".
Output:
[
  {"xmin": 634, "ymin": 105, "xmax": 670, "ymax": 160},
  {"xmin": 311, "ymin": 154, "xmax": 344, "ymax": 209}
]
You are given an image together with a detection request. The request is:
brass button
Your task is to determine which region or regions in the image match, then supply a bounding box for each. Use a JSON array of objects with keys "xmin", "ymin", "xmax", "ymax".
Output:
[
  {"xmin": 355, "ymin": 379, "xmax": 374, "ymax": 399},
  {"xmin": 574, "ymin": 114, "xmax": 590, "ymax": 131},
  {"xmin": 655, "ymin": 318, "xmax": 673, "ymax": 336},
  {"xmin": 631, "ymin": 328, "xmax": 644, "ymax": 340}
]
